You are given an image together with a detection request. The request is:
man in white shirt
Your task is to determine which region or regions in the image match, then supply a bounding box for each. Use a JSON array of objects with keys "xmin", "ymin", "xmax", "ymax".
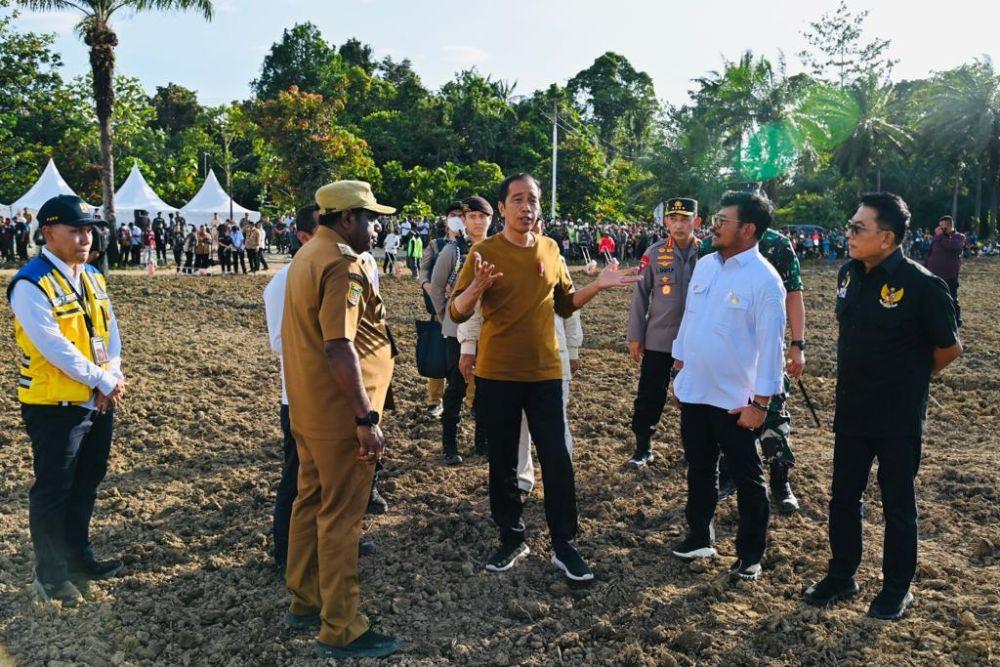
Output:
[
  {"xmin": 8, "ymin": 195, "xmax": 127, "ymax": 605},
  {"xmin": 669, "ymin": 191, "xmax": 786, "ymax": 582},
  {"xmin": 382, "ymin": 229, "xmax": 400, "ymax": 276},
  {"xmin": 264, "ymin": 205, "xmax": 380, "ymax": 574}
]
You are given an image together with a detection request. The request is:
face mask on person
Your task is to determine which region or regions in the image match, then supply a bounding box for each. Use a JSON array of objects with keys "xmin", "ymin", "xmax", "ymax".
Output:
[{"xmin": 446, "ymin": 216, "xmax": 466, "ymax": 236}]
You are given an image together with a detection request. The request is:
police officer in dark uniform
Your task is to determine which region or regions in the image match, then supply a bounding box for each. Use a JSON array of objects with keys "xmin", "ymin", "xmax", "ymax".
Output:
[
  {"xmin": 7, "ymin": 195, "xmax": 126, "ymax": 606},
  {"xmin": 625, "ymin": 197, "xmax": 700, "ymax": 466},
  {"xmin": 804, "ymin": 192, "xmax": 962, "ymax": 620}
]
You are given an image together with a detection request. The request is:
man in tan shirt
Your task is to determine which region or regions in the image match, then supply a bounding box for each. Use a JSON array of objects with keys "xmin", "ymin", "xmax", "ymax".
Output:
[
  {"xmin": 449, "ymin": 173, "xmax": 639, "ymax": 582},
  {"xmin": 281, "ymin": 180, "xmax": 401, "ymax": 660}
]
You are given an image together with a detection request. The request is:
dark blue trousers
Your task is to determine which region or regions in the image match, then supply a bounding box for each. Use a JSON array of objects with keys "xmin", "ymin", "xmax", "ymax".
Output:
[{"xmin": 22, "ymin": 404, "xmax": 114, "ymax": 585}]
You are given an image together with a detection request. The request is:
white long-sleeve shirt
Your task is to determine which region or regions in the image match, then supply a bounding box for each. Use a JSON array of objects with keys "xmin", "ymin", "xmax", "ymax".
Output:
[
  {"xmin": 263, "ymin": 264, "xmax": 290, "ymax": 405},
  {"xmin": 671, "ymin": 245, "xmax": 786, "ymax": 410},
  {"xmin": 9, "ymin": 248, "xmax": 123, "ymax": 409}
]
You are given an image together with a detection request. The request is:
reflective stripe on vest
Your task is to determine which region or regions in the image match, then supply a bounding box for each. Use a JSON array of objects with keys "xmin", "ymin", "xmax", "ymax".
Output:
[{"xmin": 10, "ymin": 259, "xmax": 112, "ymax": 405}]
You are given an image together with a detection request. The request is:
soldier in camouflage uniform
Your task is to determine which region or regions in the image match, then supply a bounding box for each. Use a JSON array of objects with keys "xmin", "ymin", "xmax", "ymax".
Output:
[{"xmin": 699, "ymin": 226, "xmax": 805, "ymax": 513}]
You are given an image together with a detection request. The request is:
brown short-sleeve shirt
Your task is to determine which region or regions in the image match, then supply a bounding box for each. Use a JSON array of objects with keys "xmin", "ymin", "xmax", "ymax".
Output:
[{"xmin": 282, "ymin": 226, "xmax": 394, "ymax": 440}]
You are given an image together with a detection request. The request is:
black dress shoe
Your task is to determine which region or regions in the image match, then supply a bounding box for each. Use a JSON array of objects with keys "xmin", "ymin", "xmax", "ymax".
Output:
[
  {"xmin": 868, "ymin": 589, "xmax": 914, "ymax": 620},
  {"xmin": 315, "ymin": 629, "xmax": 402, "ymax": 659},
  {"xmin": 367, "ymin": 486, "xmax": 388, "ymax": 515},
  {"xmin": 33, "ymin": 579, "xmax": 83, "ymax": 606},
  {"xmin": 444, "ymin": 453, "xmax": 463, "ymax": 466},
  {"xmin": 359, "ymin": 540, "xmax": 376, "ymax": 557},
  {"xmin": 285, "ymin": 610, "xmax": 321, "ymax": 631},
  {"xmin": 803, "ymin": 576, "xmax": 859, "ymax": 606},
  {"xmin": 69, "ymin": 557, "xmax": 123, "ymax": 581}
]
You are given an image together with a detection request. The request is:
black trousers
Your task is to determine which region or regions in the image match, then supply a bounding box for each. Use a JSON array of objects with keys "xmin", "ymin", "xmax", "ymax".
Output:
[
  {"xmin": 273, "ymin": 404, "xmax": 298, "ymax": 570},
  {"xmin": 257, "ymin": 249, "xmax": 269, "ymax": 271},
  {"xmin": 172, "ymin": 246, "xmax": 183, "ymax": 268},
  {"xmin": 630, "ymin": 349, "xmax": 673, "ymax": 447},
  {"xmin": 233, "ymin": 249, "xmax": 247, "ymax": 274},
  {"xmin": 156, "ymin": 243, "xmax": 167, "ymax": 263},
  {"xmin": 17, "ymin": 241, "xmax": 28, "ymax": 260},
  {"xmin": 828, "ymin": 434, "xmax": 921, "ymax": 594},
  {"xmin": 945, "ymin": 278, "xmax": 962, "ymax": 327},
  {"xmin": 22, "ymin": 404, "xmax": 114, "ymax": 585},
  {"xmin": 680, "ymin": 403, "xmax": 769, "ymax": 563},
  {"xmin": 476, "ymin": 378, "xmax": 577, "ymax": 546},
  {"xmin": 195, "ymin": 253, "xmax": 209, "ymax": 270},
  {"xmin": 441, "ymin": 336, "xmax": 467, "ymax": 457},
  {"xmin": 130, "ymin": 246, "xmax": 140, "ymax": 266},
  {"xmin": 248, "ymin": 249, "xmax": 260, "ymax": 273},
  {"xmin": 217, "ymin": 248, "xmax": 230, "ymax": 272}
]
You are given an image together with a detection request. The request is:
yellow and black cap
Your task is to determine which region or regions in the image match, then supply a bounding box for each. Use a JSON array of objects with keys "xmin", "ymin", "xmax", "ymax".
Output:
[
  {"xmin": 37, "ymin": 195, "xmax": 96, "ymax": 228},
  {"xmin": 665, "ymin": 197, "xmax": 698, "ymax": 217}
]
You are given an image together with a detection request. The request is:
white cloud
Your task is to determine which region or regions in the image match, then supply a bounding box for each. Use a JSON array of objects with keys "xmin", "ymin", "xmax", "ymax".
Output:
[
  {"xmin": 16, "ymin": 11, "xmax": 79, "ymax": 35},
  {"xmin": 441, "ymin": 45, "xmax": 489, "ymax": 66}
]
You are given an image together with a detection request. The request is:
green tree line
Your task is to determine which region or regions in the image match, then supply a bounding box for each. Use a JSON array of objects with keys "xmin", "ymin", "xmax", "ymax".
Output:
[{"xmin": 2, "ymin": 1, "xmax": 998, "ymax": 236}]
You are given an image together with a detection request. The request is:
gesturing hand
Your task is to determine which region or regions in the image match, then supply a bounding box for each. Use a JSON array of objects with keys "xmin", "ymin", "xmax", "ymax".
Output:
[
  {"xmin": 469, "ymin": 252, "xmax": 503, "ymax": 293},
  {"xmin": 595, "ymin": 259, "xmax": 641, "ymax": 290}
]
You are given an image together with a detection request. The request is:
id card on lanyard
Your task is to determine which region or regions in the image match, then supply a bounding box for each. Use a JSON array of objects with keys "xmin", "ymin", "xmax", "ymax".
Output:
[{"xmin": 45, "ymin": 255, "xmax": 107, "ymax": 365}]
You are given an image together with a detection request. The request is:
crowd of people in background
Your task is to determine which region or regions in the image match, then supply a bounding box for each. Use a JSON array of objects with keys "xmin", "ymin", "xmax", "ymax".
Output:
[{"xmin": 1, "ymin": 207, "xmax": 997, "ymax": 274}]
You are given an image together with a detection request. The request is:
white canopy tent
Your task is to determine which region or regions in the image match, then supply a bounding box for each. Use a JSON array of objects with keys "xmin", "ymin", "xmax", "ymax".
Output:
[
  {"xmin": 180, "ymin": 169, "xmax": 258, "ymax": 229},
  {"xmin": 113, "ymin": 163, "xmax": 178, "ymax": 223},
  {"xmin": 10, "ymin": 160, "xmax": 92, "ymax": 228}
]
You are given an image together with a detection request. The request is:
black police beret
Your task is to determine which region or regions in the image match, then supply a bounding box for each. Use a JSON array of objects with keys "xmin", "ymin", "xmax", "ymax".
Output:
[{"xmin": 665, "ymin": 198, "xmax": 698, "ymax": 216}]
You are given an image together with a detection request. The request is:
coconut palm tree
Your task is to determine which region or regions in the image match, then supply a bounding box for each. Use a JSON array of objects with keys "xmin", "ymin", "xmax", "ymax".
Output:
[
  {"xmin": 920, "ymin": 59, "xmax": 1000, "ymax": 233},
  {"xmin": 16, "ymin": 0, "xmax": 214, "ymax": 270},
  {"xmin": 832, "ymin": 75, "xmax": 911, "ymax": 194}
]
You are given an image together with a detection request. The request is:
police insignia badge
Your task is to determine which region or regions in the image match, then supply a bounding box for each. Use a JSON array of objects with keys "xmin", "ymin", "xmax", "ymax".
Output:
[
  {"xmin": 347, "ymin": 281, "xmax": 363, "ymax": 306},
  {"xmin": 640, "ymin": 254, "xmax": 650, "ymax": 270},
  {"xmin": 879, "ymin": 284, "xmax": 904, "ymax": 308},
  {"xmin": 661, "ymin": 285, "xmax": 672, "ymax": 295}
]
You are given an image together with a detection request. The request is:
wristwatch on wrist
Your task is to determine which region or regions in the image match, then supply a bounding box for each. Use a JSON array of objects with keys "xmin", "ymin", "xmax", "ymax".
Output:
[
  {"xmin": 355, "ymin": 410, "xmax": 380, "ymax": 427},
  {"xmin": 790, "ymin": 339, "xmax": 806, "ymax": 351}
]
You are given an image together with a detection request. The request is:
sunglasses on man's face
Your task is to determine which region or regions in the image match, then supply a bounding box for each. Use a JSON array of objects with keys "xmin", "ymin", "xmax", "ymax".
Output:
[{"xmin": 845, "ymin": 221, "xmax": 885, "ymax": 235}]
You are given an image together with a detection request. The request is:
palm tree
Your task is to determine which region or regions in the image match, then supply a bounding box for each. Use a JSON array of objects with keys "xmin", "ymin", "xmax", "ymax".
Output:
[
  {"xmin": 920, "ymin": 59, "xmax": 1000, "ymax": 233},
  {"xmin": 832, "ymin": 75, "xmax": 911, "ymax": 194},
  {"xmin": 692, "ymin": 51, "xmax": 813, "ymax": 198},
  {"xmin": 16, "ymin": 0, "xmax": 214, "ymax": 271}
]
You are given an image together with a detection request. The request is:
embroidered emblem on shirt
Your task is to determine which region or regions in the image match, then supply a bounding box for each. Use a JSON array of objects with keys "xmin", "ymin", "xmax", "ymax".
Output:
[
  {"xmin": 640, "ymin": 254, "xmax": 650, "ymax": 271},
  {"xmin": 661, "ymin": 285, "xmax": 672, "ymax": 295},
  {"xmin": 347, "ymin": 281, "xmax": 363, "ymax": 306},
  {"xmin": 879, "ymin": 284, "xmax": 904, "ymax": 308}
]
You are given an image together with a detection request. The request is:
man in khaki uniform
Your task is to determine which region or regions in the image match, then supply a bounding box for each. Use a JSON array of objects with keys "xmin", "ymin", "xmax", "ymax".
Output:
[{"xmin": 281, "ymin": 180, "xmax": 401, "ymax": 660}]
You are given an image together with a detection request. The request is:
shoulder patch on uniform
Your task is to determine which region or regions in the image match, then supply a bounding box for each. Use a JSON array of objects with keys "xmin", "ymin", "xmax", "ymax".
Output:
[
  {"xmin": 337, "ymin": 243, "xmax": 359, "ymax": 259},
  {"xmin": 347, "ymin": 280, "xmax": 363, "ymax": 306}
]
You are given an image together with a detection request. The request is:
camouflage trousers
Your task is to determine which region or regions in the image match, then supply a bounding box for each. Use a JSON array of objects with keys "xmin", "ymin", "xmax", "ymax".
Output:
[{"xmin": 760, "ymin": 374, "xmax": 795, "ymax": 467}]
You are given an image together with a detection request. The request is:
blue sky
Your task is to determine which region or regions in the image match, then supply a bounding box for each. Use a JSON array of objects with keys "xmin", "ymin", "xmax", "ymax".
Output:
[{"xmin": 12, "ymin": 0, "xmax": 1000, "ymax": 107}]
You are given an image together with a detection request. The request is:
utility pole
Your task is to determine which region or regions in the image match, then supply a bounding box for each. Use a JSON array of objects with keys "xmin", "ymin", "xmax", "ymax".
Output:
[{"xmin": 551, "ymin": 99, "xmax": 558, "ymax": 220}]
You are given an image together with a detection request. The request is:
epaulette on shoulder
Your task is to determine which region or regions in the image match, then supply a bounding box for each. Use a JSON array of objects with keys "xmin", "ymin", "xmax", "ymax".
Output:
[{"xmin": 337, "ymin": 243, "xmax": 359, "ymax": 259}]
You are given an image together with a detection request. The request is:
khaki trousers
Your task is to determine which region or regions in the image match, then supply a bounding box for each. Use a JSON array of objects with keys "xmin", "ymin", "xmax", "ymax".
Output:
[{"xmin": 285, "ymin": 433, "xmax": 374, "ymax": 646}]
